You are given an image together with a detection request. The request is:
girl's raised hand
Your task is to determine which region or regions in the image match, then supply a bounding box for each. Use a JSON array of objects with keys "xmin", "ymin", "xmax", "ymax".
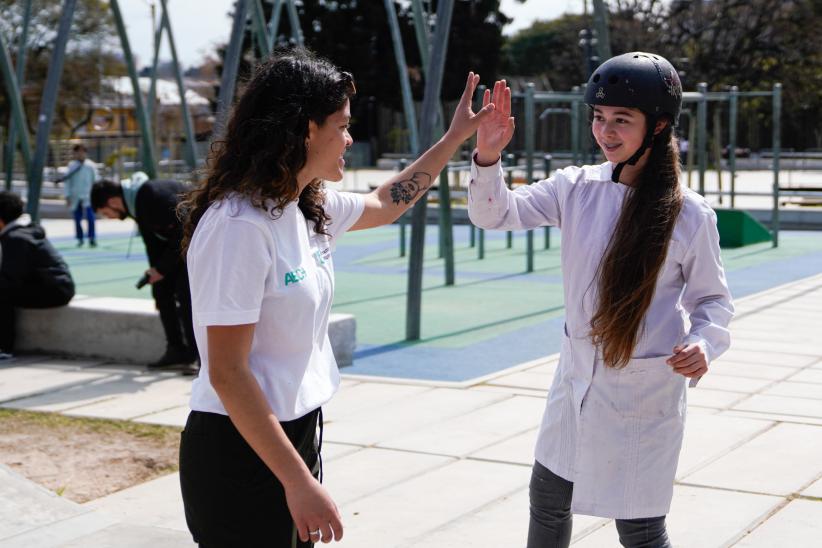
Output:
[
  {"xmin": 476, "ymin": 80, "xmax": 515, "ymax": 164},
  {"xmin": 445, "ymin": 72, "xmax": 496, "ymax": 145}
]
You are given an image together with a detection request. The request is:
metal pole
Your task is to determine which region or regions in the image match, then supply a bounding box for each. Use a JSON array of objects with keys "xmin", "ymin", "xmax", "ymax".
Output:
[
  {"xmin": 267, "ymin": 0, "xmax": 284, "ymax": 51},
  {"xmin": 384, "ymin": 0, "xmax": 419, "ymax": 156},
  {"xmin": 729, "ymin": 86, "xmax": 738, "ymax": 208},
  {"xmin": 713, "ymin": 106, "xmax": 723, "ymax": 205},
  {"xmin": 0, "ymin": 32, "xmax": 33, "ymax": 179},
  {"xmin": 697, "ymin": 82, "xmax": 708, "ymax": 196},
  {"xmin": 4, "ymin": 0, "xmax": 33, "ymax": 190},
  {"xmin": 686, "ymin": 110, "xmax": 696, "ymax": 188},
  {"xmin": 772, "ymin": 83, "xmax": 781, "ymax": 248},
  {"xmin": 285, "ymin": 0, "xmax": 304, "ymax": 46},
  {"xmin": 214, "ymin": 0, "xmax": 249, "ymax": 141},
  {"xmin": 525, "ymin": 83, "xmax": 535, "ymax": 273},
  {"xmin": 145, "ymin": 5, "xmax": 163, "ymax": 172},
  {"xmin": 110, "ymin": 0, "xmax": 158, "ymax": 178},
  {"xmin": 25, "ymin": 0, "xmax": 78, "ymax": 222},
  {"xmin": 406, "ymin": 0, "xmax": 454, "ymax": 341},
  {"xmin": 398, "ymin": 158, "xmax": 408, "ymax": 257},
  {"xmin": 505, "ymin": 152, "xmax": 515, "ymax": 248},
  {"xmin": 543, "ymin": 153, "xmax": 552, "ymax": 249},
  {"xmin": 591, "ymin": 0, "xmax": 612, "ymax": 62},
  {"xmin": 478, "ymin": 219, "xmax": 485, "ymax": 259},
  {"xmin": 251, "ymin": 0, "xmax": 271, "ymax": 58},
  {"xmin": 570, "ymin": 86, "xmax": 580, "ymax": 165},
  {"xmin": 160, "ymin": 0, "xmax": 198, "ymax": 171}
]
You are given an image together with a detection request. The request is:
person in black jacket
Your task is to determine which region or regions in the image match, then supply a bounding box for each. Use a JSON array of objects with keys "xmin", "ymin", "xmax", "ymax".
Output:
[
  {"xmin": 91, "ymin": 175, "xmax": 196, "ymax": 371},
  {"xmin": 0, "ymin": 191, "xmax": 75, "ymax": 358}
]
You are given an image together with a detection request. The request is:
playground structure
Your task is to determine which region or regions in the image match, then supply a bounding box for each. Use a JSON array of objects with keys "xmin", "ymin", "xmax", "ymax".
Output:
[{"xmin": 2, "ymin": 0, "xmax": 820, "ymax": 343}]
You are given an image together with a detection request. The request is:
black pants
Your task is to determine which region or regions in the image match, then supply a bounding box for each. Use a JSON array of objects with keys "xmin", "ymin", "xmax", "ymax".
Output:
[
  {"xmin": 151, "ymin": 268, "xmax": 195, "ymax": 354},
  {"xmin": 179, "ymin": 409, "xmax": 321, "ymax": 548},
  {"xmin": 527, "ymin": 461, "xmax": 672, "ymax": 548}
]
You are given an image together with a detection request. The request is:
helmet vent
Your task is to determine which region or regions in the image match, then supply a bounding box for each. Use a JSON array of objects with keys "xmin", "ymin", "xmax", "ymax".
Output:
[
  {"xmin": 609, "ymin": 75, "xmax": 619, "ymax": 85},
  {"xmin": 592, "ymin": 73, "xmax": 601, "ymax": 83}
]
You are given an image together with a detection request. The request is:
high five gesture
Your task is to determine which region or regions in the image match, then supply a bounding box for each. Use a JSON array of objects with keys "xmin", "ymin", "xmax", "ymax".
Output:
[{"xmin": 476, "ymin": 79, "xmax": 515, "ymax": 165}]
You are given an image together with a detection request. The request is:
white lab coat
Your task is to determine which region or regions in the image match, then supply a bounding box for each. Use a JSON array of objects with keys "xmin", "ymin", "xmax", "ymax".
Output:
[{"xmin": 468, "ymin": 159, "xmax": 734, "ymax": 519}]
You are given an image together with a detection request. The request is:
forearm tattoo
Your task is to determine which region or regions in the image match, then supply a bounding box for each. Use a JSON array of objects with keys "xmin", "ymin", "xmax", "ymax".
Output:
[{"xmin": 389, "ymin": 171, "xmax": 433, "ymax": 205}]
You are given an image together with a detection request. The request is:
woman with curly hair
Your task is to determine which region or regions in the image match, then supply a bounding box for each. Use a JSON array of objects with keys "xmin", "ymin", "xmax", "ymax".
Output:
[{"xmin": 177, "ymin": 48, "xmax": 495, "ymax": 547}]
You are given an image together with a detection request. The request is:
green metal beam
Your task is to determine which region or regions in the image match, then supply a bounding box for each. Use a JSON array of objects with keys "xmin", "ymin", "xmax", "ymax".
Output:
[
  {"xmin": 160, "ymin": 0, "xmax": 198, "ymax": 171},
  {"xmin": 267, "ymin": 0, "xmax": 285, "ymax": 51},
  {"xmin": 406, "ymin": 0, "xmax": 454, "ymax": 341},
  {"xmin": 591, "ymin": 0, "xmax": 612, "ymax": 62},
  {"xmin": 26, "ymin": 0, "xmax": 77, "ymax": 222},
  {"xmin": 4, "ymin": 0, "xmax": 33, "ymax": 190},
  {"xmin": 251, "ymin": 0, "xmax": 271, "ymax": 57},
  {"xmin": 110, "ymin": 0, "xmax": 158, "ymax": 178},
  {"xmin": 525, "ymin": 83, "xmax": 535, "ymax": 273},
  {"xmin": 214, "ymin": 0, "xmax": 249, "ymax": 139},
  {"xmin": 285, "ymin": 0, "xmax": 304, "ymax": 46},
  {"xmin": 0, "ymin": 30, "xmax": 32, "ymax": 178},
  {"xmin": 696, "ymin": 82, "xmax": 708, "ymax": 196}
]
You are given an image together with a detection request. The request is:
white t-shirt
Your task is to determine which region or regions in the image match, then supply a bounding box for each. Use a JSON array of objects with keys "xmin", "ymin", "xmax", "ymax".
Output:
[{"xmin": 187, "ymin": 188, "xmax": 365, "ymax": 421}]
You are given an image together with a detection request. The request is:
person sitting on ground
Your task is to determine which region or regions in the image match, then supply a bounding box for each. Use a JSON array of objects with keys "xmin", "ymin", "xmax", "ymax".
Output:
[
  {"xmin": 0, "ymin": 191, "xmax": 75, "ymax": 359},
  {"xmin": 91, "ymin": 174, "xmax": 196, "ymax": 372},
  {"xmin": 58, "ymin": 143, "xmax": 99, "ymax": 247}
]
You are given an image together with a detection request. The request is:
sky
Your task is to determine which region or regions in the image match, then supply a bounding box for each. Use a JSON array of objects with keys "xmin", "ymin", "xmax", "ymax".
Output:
[{"xmin": 118, "ymin": 0, "xmax": 584, "ymax": 70}]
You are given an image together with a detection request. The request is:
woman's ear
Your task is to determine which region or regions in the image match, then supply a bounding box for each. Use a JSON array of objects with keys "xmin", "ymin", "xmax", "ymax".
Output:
[
  {"xmin": 306, "ymin": 120, "xmax": 319, "ymax": 151},
  {"xmin": 653, "ymin": 118, "xmax": 670, "ymax": 136}
]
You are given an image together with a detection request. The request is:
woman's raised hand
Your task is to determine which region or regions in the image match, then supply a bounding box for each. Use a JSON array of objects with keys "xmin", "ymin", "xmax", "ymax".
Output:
[
  {"xmin": 476, "ymin": 80, "xmax": 515, "ymax": 164},
  {"xmin": 445, "ymin": 72, "xmax": 496, "ymax": 145}
]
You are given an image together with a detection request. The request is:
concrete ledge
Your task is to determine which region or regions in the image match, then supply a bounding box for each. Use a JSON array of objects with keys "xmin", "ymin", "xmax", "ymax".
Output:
[{"xmin": 16, "ymin": 297, "xmax": 357, "ymax": 367}]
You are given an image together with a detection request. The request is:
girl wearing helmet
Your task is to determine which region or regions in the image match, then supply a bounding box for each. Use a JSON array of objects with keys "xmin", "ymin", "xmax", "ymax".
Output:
[{"xmin": 469, "ymin": 53, "xmax": 734, "ymax": 547}]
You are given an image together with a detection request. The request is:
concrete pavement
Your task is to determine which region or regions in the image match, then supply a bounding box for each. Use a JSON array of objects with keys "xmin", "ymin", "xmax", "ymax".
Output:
[{"xmin": 1, "ymin": 274, "xmax": 821, "ymax": 546}]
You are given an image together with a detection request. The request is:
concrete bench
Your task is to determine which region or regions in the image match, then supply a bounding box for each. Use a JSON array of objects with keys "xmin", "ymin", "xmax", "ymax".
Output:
[{"xmin": 16, "ymin": 296, "xmax": 357, "ymax": 367}]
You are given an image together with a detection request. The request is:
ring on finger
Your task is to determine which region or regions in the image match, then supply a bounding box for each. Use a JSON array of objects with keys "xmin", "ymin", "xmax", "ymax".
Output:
[{"xmin": 309, "ymin": 529, "xmax": 321, "ymax": 537}]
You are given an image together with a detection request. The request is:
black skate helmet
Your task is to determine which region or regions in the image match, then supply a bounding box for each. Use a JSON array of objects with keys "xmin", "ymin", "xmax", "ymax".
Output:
[{"xmin": 584, "ymin": 52, "xmax": 682, "ymax": 182}]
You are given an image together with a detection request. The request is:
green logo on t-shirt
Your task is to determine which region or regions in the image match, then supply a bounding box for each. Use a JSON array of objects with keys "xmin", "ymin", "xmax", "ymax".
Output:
[{"xmin": 284, "ymin": 267, "xmax": 307, "ymax": 286}]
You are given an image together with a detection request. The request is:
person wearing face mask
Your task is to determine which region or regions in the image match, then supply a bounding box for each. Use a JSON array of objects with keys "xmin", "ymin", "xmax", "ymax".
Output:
[
  {"xmin": 91, "ymin": 175, "xmax": 196, "ymax": 372},
  {"xmin": 468, "ymin": 53, "xmax": 734, "ymax": 547}
]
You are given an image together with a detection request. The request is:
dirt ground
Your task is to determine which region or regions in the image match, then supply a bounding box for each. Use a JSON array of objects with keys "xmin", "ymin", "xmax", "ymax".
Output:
[{"xmin": 0, "ymin": 408, "xmax": 181, "ymax": 503}]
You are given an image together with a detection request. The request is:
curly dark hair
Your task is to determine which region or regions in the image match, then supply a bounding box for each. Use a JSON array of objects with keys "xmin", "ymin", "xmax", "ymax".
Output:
[{"xmin": 179, "ymin": 47, "xmax": 356, "ymax": 252}]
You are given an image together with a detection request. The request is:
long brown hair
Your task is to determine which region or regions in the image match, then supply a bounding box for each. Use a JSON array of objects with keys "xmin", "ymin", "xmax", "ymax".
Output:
[
  {"xmin": 179, "ymin": 48, "xmax": 355, "ymax": 253},
  {"xmin": 589, "ymin": 119, "xmax": 683, "ymax": 368}
]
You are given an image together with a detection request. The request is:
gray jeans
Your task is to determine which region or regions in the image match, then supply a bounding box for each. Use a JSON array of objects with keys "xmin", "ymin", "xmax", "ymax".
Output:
[{"xmin": 527, "ymin": 461, "xmax": 673, "ymax": 548}]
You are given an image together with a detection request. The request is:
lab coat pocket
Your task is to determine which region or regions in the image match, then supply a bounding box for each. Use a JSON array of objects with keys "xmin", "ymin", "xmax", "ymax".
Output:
[{"xmin": 600, "ymin": 356, "xmax": 684, "ymax": 420}]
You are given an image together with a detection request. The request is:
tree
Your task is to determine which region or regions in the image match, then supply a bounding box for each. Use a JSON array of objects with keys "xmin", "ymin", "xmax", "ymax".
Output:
[{"xmin": 0, "ymin": 0, "xmax": 125, "ymax": 138}]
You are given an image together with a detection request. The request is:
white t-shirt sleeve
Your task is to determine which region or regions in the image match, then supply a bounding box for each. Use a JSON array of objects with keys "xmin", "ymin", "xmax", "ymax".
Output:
[
  {"xmin": 189, "ymin": 217, "xmax": 274, "ymax": 327},
  {"xmin": 323, "ymin": 188, "xmax": 365, "ymax": 242}
]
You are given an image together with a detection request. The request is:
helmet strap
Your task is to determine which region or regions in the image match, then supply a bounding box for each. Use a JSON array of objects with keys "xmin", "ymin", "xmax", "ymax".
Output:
[{"xmin": 611, "ymin": 114, "xmax": 658, "ymax": 183}]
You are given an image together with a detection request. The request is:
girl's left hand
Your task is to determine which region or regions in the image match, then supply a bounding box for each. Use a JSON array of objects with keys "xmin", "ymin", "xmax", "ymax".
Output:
[
  {"xmin": 667, "ymin": 343, "xmax": 708, "ymax": 378},
  {"xmin": 444, "ymin": 72, "xmax": 497, "ymax": 144}
]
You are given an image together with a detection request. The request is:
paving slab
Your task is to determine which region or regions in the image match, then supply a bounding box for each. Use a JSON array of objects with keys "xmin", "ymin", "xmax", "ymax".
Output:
[
  {"xmin": 788, "ymin": 368, "xmax": 822, "ymax": 384},
  {"xmin": 60, "ymin": 376, "xmax": 193, "ymax": 420},
  {"xmin": 571, "ymin": 485, "xmax": 780, "ymax": 547},
  {"xmin": 0, "ymin": 362, "xmax": 112, "ymax": 404},
  {"xmin": 0, "ymin": 463, "xmax": 86, "ymax": 540},
  {"xmin": 719, "ymin": 349, "xmax": 818, "ymax": 368},
  {"xmin": 410, "ymin": 487, "xmax": 609, "ymax": 548},
  {"xmin": 323, "ymin": 447, "xmax": 454, "ymax": 506},
  {"xmin": 334, "ymin": 459, "xmax": 528, "ymax": 547},
  {"xmin": 731, "ymin": 393, "xmax": 822, "ymax": 419},
  {"xmin": 676, "ymin": 414, "xmax": 775, "ymax": 479},
  {"xmin": 710, "ymin": 361, "xmax": 798, "ymax": 381},
  {"xmin": 484, "ymin": 370, "xmax": 555, "ymax": 391},
  {"xmin": 760, "ymin": 380, "xmax": 822, "ymax": 399},
  {"xmin": 321, "ymin": 442, "xmax": 364, "ymax": 462},
  {"xmin": 682, "ymin": 423, "xmax": 822, "ymax": 496},
  {"xmin": 323, "ymin": 382, "xmax": 431, "ymax": 422},
  {"xmin": 720, "ymin": 409, "xmax": 822, "ymax": 427},
  {"xmin": 60, "ymin": 523, "xmax": 195, "ymax": 547},
  {"xmin": 687, "ymin": 387, "xmax": 748, "ymax": 410},
  {"xmin": 695, "ymin": 373, "xmax": 775, "ymax": 394},
  {"xmin": 84, "ymin": 472, "xmax": 188, "ymax": 533},
  {"xmin": 377, "ymin": 395, "xmax": 546, "ymax": 456},
  {"xmin": 733, "ymin": 499, "xmax": 822, "ymax": 547},
  {"xmin": 4, "ymin": 373, "xmax": 189, "ymax": 415},
  {"xmin": 322, "ymin": 387, "xmax": 509, "ymax": 446},
  {"xmin": 134, "ymin": 405, "xmax": 190, "ymax": 427},
  {"xmin": 469, "ymin": 427, "xmax": 540, "ymax": 466}
]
